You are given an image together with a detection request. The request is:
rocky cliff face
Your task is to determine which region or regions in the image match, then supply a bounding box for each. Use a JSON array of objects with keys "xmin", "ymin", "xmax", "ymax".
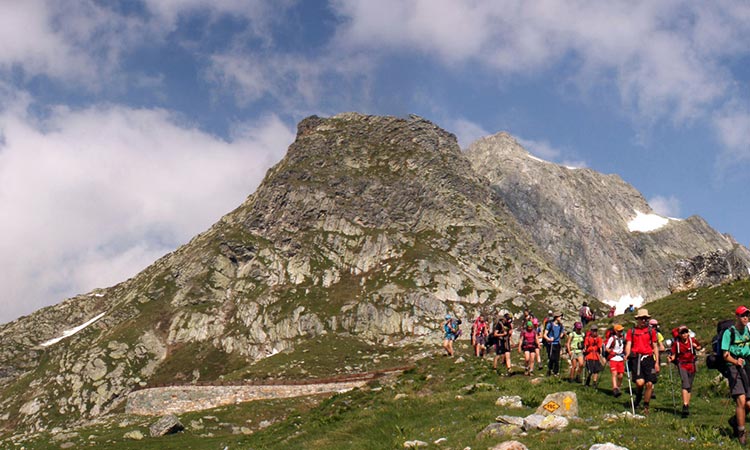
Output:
[
  {"xmin": 0, "ymin": 114, "xmax": 594, "ymax": 436},
  {"xmin": 669, "ymin": 248, "xmax": 750, "ymax": 293},
  {"xmin": 466, "ymin": 133, "xmax": 750, "ymax": 306}
]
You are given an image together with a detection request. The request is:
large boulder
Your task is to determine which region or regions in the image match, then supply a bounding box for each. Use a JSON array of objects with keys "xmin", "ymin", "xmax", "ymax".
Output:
[
  {"xmin": 149, "ymin": 414, "xmax": 184, "ymax": 437},
  {"xmin": 534, "ymin": 391, "xmax": 578, "ymax": 417}
]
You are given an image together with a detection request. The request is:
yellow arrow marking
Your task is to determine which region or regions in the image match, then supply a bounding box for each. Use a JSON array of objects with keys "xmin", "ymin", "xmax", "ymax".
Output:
[{"xmin": 563, "ymin": 397, "xmax": 572, "ymax": 410}]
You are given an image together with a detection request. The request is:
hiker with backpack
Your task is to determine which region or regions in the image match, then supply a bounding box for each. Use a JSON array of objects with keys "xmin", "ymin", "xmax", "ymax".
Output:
[
  {"xmin": 532, "ymin": 317, "xmax": 543, "ymax": 371},
  {"xmin": 442, "ymin": 314, "xmax": 458, "ymax": 356},
  {"xmin": 473, "ymin": 315, "xmax": 489, "ymax": 357},
  {"xmin": 492, "ymin": 315, "xmax": 513, "ymax": 376},
  {"xmin": 580, "ymin": 302, "xmax": 594, "ymax": 327},
  {"xmin": 719, "ymin": 305, "xmax": 750, "ymax": 445},
  {"xmin": 543, "ymin": 312, "xmax": 566, "ymax": 376},
  {"xmin": 668, "ymin": 324, "xmax": 701, "ymax": 417},
  {"xmin": 541, "ymin": 310, "xmax": 554, "ymax": 361},
  {"xmin": 566, "ymin": 322, "xmax": 586, "ymax": 383},
  {"xmin": 606, "ymin": 324, "xmax": 626, "ymax": 397},
  {"xmin": 584, "ymin": 324, "xmax": 604, "ymax": 388},
  {"xmin": 518, "ymin": 320, "xmax": 539, "ymax": 376},
  {"xmin": 624, "ymin": 309, "xmax": 660, "ymax": 414}
]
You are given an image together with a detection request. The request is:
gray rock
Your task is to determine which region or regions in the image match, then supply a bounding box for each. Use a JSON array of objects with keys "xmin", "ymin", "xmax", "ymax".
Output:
[
  {"xmin": 489, "ymin": 441, "xmax": 529, "ymax": 450},
  {"xmin": 149, "ymin": 414, "xmax": 184, "ymax": 437},
  {"xmin": 669, "ymin": 248, "xmax": 750, "ymax": 293},
  {"xmin": 534, "ymin": 391, "xmax": 578, "ymax": 417},
  {"xmin": 403, "ymin": 440, "xmax": 428, "ymax": 448},
  {"xmin": 522, "ymin": 414, "xmax": 545, "ymax": 431},
  {"xmin": 537, "ymin": 414, "xmax": 569, "ymax": 431},
  {"xmin": 477, "ymin": 423, "xmax": 523, "ymax": 439},
  {"xmin": 495, "ymin": 395, "xmax": 524, "ymax": 408},
  {"xmin": 495, "ymin": 415, "xmax": 525, "ymax": 427},
  {"xmin": 590, "ymin": 444, "xmax": 630, "ymax": 450}
]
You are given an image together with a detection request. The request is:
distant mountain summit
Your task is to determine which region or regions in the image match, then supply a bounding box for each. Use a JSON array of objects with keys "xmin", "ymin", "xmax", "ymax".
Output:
[{"xmin": 466, "ymin": 132, "xmax": 750, "ymax": 308}]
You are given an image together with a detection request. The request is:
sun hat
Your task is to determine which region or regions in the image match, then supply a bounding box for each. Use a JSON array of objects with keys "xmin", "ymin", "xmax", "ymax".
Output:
[
  {"xmin": 591, "ymin": 324, "xmax": 599, "ymax": 330},
  {"xmin": 613, "ymin": 324, "xmax": 624, "ymax": 332},
  {"xmin": 635, "ymin": 308, "xmax": 650, "ymax": 318},
  {"xmin": 736, "ymin": 306, "xmax": 750, "ymax": 315}
]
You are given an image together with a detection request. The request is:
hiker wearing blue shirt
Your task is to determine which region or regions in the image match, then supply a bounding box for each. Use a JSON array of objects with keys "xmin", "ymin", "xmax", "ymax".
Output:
[
  {"xmin": 442, "ymin": 314, "xmax": 457, "ymax": 356},
  {"xmin": 543, "ymin": 312, "xmax": 566, "ymax": 376}
]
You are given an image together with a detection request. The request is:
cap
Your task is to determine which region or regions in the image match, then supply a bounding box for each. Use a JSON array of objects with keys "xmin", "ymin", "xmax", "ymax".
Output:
[
  {"xmin": 649, "ymin": 319, "xmax": 658, "ymax": 326},
  {"xmin": 445, "ymin": 314, "xmax": 451, "ymax": 320},
  {"xmin": 678, "ymin": 324, "xmax": 689, "ymax": 331},
  {"xmin": 613, "ymin": 324, "xmax": 624, "ymax": 332},
  {"xmin": 574, "ymin": 321, "xmax": 582, "ymax": 329},
  {"xmin": 635, "ymin": 308, "xmax": 650, "ymax": 318},
  {"xmin": 532, "ymin": 318, "xmax": 539, "ymax": 326},
  {"xmin": 548, "ymin": 310, "xmax": 553, "ymax": 315},
  {"xmin": 591, "ymin": 324, "xmax": 599, "ymax": 330},
  {"xmin": 554, "ymin": 311, "xmax": 562, "ymax": 317},
  {"xmin": 737, "ymin": 306, "xmax": 750, "ymax": 315},
  {"xmin": 526, "ymin": 321, "xmax": 533, "ymax": 327}
]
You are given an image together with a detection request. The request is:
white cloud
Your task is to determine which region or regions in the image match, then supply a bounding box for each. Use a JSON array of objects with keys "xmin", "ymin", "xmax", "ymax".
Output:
[
  {"xmin": 0, "ymin": 98, "xmax": 294, "ymax": 322},
  {"xmin": 714, "ymin": 107, "xmax": 750, "ymax": 161},
  {"xmin": 331, "ymin": 1, "xmax": 750, "ymax": 125},
  {"xmin": 648, "ymin": 195, "xmax": 682, "ymax": 219},
  {"xmin": 448, "ymin": 118, "xmax": 489, "ymax": 149}
]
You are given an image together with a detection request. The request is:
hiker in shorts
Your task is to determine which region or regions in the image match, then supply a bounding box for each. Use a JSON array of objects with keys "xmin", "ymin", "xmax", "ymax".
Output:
[
  {"xmin": 584, "ymin": 324, "xmax": 604, "ymax": 388},
  {"xmin": 624, "ymin": 308, "xmax": 660, "ymax": 414},
  {"xmin": 473, "ymin": 315, "xmax": 488, "ymax": 357},
  {"xmin": 543, "ymin": 312, "xmax": 565, "ymax": 376},
  {"xmin": 669, "ymin": 324, "xmax": 701, "ymax": 417},
  {"xmin": 442, "ymin": 314, "xmax": 457, "ymax": 356},
  {"xmin": 518, "ymin": 320, "xmax": 539, "ymax": 376},
  {"xmin": 606, "ymin": 324, "xmax": 626, "ymax": 397},
  {"xmin": 532, "ymin": 317, "xmax": 543, "ymax": 371},
  {"xmin": 541, "ymin": 310, "xmax": 554, "ymax": 359},
  {"xmin": 722, "ymin": 305, "xmax": 750, "ymax": 445},
  {"xmin": 566, "ymin": 322, "xmax": 585, "ymax": 383},
  {"xmin": 492, "ymin": 315, "xmax": 513, "ymax": 375}
]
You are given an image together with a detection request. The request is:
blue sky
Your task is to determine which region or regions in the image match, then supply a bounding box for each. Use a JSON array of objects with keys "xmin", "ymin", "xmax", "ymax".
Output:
[{"xmin": 1, "ymin": 1, "xmax": 749, "ymax": 323}]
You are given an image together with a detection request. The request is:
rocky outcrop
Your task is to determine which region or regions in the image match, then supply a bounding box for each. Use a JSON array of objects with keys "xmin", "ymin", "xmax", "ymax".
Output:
[
  {"xmin": 466, "ymin": 133, "xmax": 750, "ymax": 305},
  {"xmin": 669, "ymin": 248, "xmax": 750, "ymax": 293}
]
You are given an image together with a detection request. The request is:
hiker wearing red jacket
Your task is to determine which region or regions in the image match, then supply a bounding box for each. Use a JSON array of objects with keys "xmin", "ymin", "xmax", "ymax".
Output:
[
  {"xmin": 668, "ymin": 325, "xmax": 701, "ymax": 417},
  {"xmin": 625, "ymin": 309, "xmax": 660, "ymax": 415},
  {"xmin": 584, "ymin": 324, "xmax": 604, "ymax": 388}
]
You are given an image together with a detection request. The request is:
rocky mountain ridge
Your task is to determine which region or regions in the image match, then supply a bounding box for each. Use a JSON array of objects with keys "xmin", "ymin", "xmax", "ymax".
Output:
[{"xmin": 466, "ymin": 132, "xmax": 750, "ymax": 306}]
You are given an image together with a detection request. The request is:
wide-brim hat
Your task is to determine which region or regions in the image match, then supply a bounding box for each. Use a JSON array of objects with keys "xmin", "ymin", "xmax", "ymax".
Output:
[{"xmin": 635, "ymin": 308, "xmax": 650, "ymax": 318}]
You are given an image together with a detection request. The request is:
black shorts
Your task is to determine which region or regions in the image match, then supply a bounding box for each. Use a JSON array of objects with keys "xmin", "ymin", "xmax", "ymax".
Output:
[
  {"xmin": 495, "ymin": 339, "xmax": 510, "ymax": 355},
  {"xmin": 628, "ymin": 355, "xmax": 658, "ymax": 384},
  {"xmin": 586, "ymin": 359, "xmax": 603, "ymax": 374}
]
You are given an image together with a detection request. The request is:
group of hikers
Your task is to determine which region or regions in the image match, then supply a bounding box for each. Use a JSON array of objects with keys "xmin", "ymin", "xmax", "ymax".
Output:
[{"xmin": 441, "ymin": 302, "xmax": 750, "ymax": 445}]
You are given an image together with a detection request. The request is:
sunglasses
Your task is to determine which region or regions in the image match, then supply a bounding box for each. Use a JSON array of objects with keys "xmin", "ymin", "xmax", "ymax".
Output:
[
  {"xmin": 741, "ymin": 312, "xmax": 750, "ymax": 318},
  {"xmin": 680, "ymin": 329, "xmax": 689, "ymax": 334}
]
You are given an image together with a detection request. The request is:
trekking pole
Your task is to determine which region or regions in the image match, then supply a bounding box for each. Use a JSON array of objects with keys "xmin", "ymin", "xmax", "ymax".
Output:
[
  {"xmin": 625, "ymin": 358, "xmax": 635, "ymax": 415},
  {"xmin": 667, "ymin": 358, "xmax": 677, "ymax": 415}
]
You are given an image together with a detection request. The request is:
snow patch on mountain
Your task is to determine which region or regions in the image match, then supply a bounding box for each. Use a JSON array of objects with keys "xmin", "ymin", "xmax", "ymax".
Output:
[{"xmin": 40, "ymin": 312, "xmax": 106, "ymax": 347}]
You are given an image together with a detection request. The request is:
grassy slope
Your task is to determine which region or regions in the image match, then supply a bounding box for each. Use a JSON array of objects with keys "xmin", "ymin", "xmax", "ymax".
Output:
[{"xmin": 9, "ymin": 279, "xmax": 750, "ymax": 449}]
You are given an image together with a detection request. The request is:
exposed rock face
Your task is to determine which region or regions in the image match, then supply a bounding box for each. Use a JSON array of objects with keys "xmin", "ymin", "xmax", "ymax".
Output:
[
  {"xmin": 669, "ymin": 248, "xmax": 750, "ymax": 293},
  {"xmin": 0, "ymin": 114, "xmax": 593, "ymax": 435},
  {"xmin": 466, "ymin": 133, "xmax": 750, "ymax": 304}
]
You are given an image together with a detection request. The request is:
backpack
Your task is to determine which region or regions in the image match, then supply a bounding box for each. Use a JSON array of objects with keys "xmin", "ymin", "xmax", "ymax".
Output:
[
  {"xmin": 706, "ymin": 319, "xmax": 735, "ymax": 375},
  {"xmin": 602, "ymin": 326, "xmax": 615, "ymax": 358}
]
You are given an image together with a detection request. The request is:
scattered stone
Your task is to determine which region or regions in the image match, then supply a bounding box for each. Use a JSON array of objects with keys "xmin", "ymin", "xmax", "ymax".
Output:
[
  {"xmin": 602, "ymin": 412, "xmax": 645, "ymax": 421},
  {"xmin": 433, "ymin": 437, "xmax": 447, "ymax": 444},
  {"xmin": 149, "ymin": 414, "xmax": 184, "ymax": 437},
  {"xmin": 534, "ymin": 391, "xmax": 578, "ymax": 417},
  {"xmin": 241, "ymin": 427, "xmax": 253, "ymax": 435},
  {"xmin": 590, "ymin": 444, "xmax": 630, "ymax": 450},
  {"xmin": 394, "ymin": 393, "xmax": 408, "ymax": 400},
  {"xmin": 123, "ymin": 430, "xmax": 144, "ymax": 440},
  {"xmin": 537, "ymin": 414, "xmax": 569, "ymax": 431},
  {"xmin": 454, "ymin": 357, "xmax": 465, "ymax": 364},
  {"xmin": 52, "ymin": 432, "xmax": 78, "ymax": 442},
  {"xmin": 495, "ymin": 415, "xmax": 525, "ymax": 428},
  {"xmin": 190, "ymin": 420, "xmax": 204, "ymax": 430},
  {"xmin": 60, "ymin": 442, "xmax": 76, "ymax": 449},
  {"xmin": 495, "ymin": 396, "xmax": 523, "ymax": 408},
  {"xmin": 522, "ymin": 414, "xmax": 545, "ymax": 431},
  {"xmin": 488, "ymin": 441, "xmax": 529, "ymax": 450},
  {"xmin": 258, "ymin": 420, "xmax": 272, "ymax": 429},
  {"xmin": 477, "ymin": 423, "xmax": 522, "ymax": 439},
  {"xmin": 403, "ymin": 439, "xmax": 428, "ymax": 448},
  {"xmin": 530, "ymin": 377, "xmax": 544, "ymax": 385}
]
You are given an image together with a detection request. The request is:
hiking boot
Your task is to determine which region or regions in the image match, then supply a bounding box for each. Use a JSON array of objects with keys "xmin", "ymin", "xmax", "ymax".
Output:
[
  {"xmin": 730, "ymin": 416, "xmax": 739, "ymax": 438},
  {"xmin": 641, "ymin": 403, "xmax": 649, "ymax": 415},
  {"xmin": 612, "ymin": 388, "xmax": 621, "ymax": 398},
  {"xmin": 681, "ymin": 405, "xmax": 689, "ymax": 418},
  {"xmin": 739, "ymin": 429, "xmax": 747, "ymax": 446}
]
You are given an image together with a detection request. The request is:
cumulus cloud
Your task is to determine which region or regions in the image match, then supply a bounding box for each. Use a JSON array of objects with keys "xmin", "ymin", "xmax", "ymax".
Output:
[
  {"xmin": 648, "ymin": 195, "xmax": 682, "ymax": 219},
  {"xmin": 714, "ymin": 107, "xmax": 750, "ymax": 161},
  {"xmin": 447, "ymin": 118, "xmax": 489, "ymax": 149},
  {"xmin": 331, "ymin": 1, "xmax": 750, "ymax": 125},
  {"xmin": 0, "ymin": 98, "xmax": 294, "ymax": 322}
]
